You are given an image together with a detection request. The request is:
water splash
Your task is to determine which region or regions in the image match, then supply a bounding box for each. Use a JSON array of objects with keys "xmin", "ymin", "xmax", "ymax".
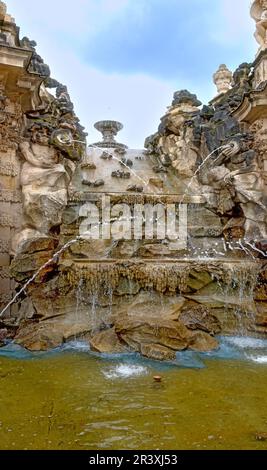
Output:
[
  {"xmin": 225, "ymin": 337, "xmax": 267, "ymax": 349},
  {"xmin": 103, "ymin": 364, "xmax": 148, "ymax": 379},
  {"xmin": 244, "ymin": 240, "xmax": 267, "ymax": 258},
  {"xmin": 225, "ymin": 264, "xmax": 259, "ymax": 336},
  {"xmin": 249, "ymin": 356, "xmax": 267, "ymax": 364}
]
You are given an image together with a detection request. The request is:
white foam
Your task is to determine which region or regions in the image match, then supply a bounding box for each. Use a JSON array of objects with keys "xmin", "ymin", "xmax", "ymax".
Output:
[
  {"xmin": 63, "ymin": 341, "xmax": 90, "ymax": 352},
  {"xmin": 103, "ymin": 364, "xmax": 148, "ymax": 379},
  {"xmin": 225, "ymin": 337, "xmax": 267, "ymax": 350},
  {"xmin": 248, "ymin": 355, "xmax": 267, "ymax": 364}
]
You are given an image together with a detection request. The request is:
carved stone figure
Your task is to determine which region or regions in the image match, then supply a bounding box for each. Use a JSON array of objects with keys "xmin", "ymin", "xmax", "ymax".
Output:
[
  {"xmin": 18, "ymin": 126, "xmax": 73, "ymax": 244},
  {"xmin": 205, "ymin": 136, "xmax": 266, "ymax": 238},
  {"xmin": 13, "ymin": 70, "xmax": 86, "ymax": 252},
  {"xmin": 146, "ymin": 90, "xmax": 202, "ymax": 178},
  {"xmin": 157, "ymin": 124, "xmax": 199, "ymax": 177},
  {"xmin": 0, "ymin": 0, "xmax": 266, "ymax": 358},
  {"xmin": 251, "ymin": 0, "xmax": 267, "ymax": 52}
]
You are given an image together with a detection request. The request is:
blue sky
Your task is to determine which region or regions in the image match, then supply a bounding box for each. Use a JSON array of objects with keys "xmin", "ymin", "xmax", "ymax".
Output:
[{"xmin": 7, "ymin": 0, "xmax": 255, "ymax": 147}]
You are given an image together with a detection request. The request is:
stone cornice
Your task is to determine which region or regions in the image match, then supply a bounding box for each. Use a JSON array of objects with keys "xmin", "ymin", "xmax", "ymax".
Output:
[
  {"xmin": 232, "ymin": 85, "xmax": 267, "ymax": 123},
  {"xmin": 0, "ymin": 45, "xmax": 43, "ymax": 110}
]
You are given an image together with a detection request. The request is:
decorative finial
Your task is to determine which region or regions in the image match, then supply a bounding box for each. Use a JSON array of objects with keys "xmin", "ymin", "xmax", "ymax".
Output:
[
  {"xmin": 213, "ymin": 64, "xmax": 232, "ymax": 95},
  {"xmin": 0, "ymin": 2, "xmax": 7, "ymax": 20},
  {"xmin": 251, "ymin": 0, "xmax": 267, "ymax": 53},
  {"xmin": 93, "ymin": 120, "xmax": 127, "ymax": 149}
]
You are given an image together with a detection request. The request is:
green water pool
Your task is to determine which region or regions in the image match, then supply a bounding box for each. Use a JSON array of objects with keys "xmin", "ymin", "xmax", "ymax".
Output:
[{"xmin": 0, "ymin": 339, "xmax": 267, "ymax": 450}]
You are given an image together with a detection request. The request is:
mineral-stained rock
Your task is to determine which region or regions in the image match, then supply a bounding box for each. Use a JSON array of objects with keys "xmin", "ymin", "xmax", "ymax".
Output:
[
  {"xmin": 10, "ymin": 248, "xmax": 57, "ymax": 283},
  {"xmin": 0, "ymin": 328, "xmax": 7, "ymax": 346},
  {"xmin": 254, "ymin": 266, "xmax": 267, "ymax": 302},
  {"xmin": 0, "ymin": 328, "xmax": 7, "ymax": 340},
  {"xmin": 148, "ymin": 178, "xmax": 164, "ymax": 189},
  {"xmin": 15, "ymin": 322, "xmax": 64, "ymax": 351},
  {"xmin": 188, "ymin": 208, "xmax": 223, "ymax": 237},
  {"xmin": 187, "ymin": 270, "xmax": 213, "ymax": 291},
  {"xmin": 114, "ymin": 314, "xmax": 219, "ymax": 357},
  {"xmin": 254, "ymin": 279, "xmax": 267, "ymax": 301},
  {"xmin": 62, "ymin": 207, "xmax": 79, "ymax": 225},
  {"xmin": 185, "ymin": 281, "xmax": 256, "ymax": 311},
  {"xmin": 110, "ymin": 241, "xmax": 140, "ymax": 258},
  {"xmin": 179, "ymin": 305, "xmax": 221, "ymax": 335},
  {"xmin": 255, "ymin": 302, "xmax": 267, "ymax": 327},
  {"xmin": 16, "ymin": 237, "xmax": 59, "ymax": 255},
  {"xmin": 115, "ymin": 317, "xmax": 192, "ymax": 352},
  {"xmin": 189, "ymin": 331, "xmax": 219, "ymax": 352},
  {"xmin": 14, "ymin": 297, "xmax": 36, "ymax": 321},
  {"xmin": 137, "ymin": 244, "xmax": 171, "ymax": 258},
  {"xmin": 141, "ymin": 343, "xmax": 176, "ymax": 361},
  {"xmin": 15, "ymin": 321, "xmax": 92, "ymax": 351},
  {"xmin": 115, "ymin": 278, "xmax": 141, "ymax": 296},
  {"xmin": 207, "ymin": 307, "xmax": 243, "ymax": 335},
  {"xmin": 69, "ymin": 239, "xmax": 114, "ymax": 259},
  {"xmin": 90, "ymin": 327, "xmax": 127, "ymax": 353},
  {"xmin": 118, "ymin": 291, "xmax": 185, "ymax": 320}
]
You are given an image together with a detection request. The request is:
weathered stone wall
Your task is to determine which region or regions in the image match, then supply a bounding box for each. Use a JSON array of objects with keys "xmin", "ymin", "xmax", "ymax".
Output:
[{"xmin": 0, "ymin": 2, "xmax": 86, "ymax": 322}]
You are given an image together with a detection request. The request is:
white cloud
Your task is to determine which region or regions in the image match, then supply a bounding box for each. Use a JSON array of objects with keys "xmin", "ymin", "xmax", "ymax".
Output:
[
  {"xmin": 5, "ymin": 0, "xmax": 258, "ymax": 147},
  {"xmin": 7, "ymin": 0, "xmax": 130, "ymax": 40},
  {"xmin": 6, "ymin": 0, "xmax": 182, "ymax": 147},
  {"xmin": 210, "ymin": 0, "xmax": 255, "ymax": 49},
  {"xmin": 40, "ymin": 47, "xmax": 177, "ymax": 147}
]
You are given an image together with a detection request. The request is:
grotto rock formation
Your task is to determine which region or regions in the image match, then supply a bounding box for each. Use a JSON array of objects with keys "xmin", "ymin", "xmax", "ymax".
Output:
[{"xmin": 0, "ymin": 1, "xmax": 266, "ymax": 360}]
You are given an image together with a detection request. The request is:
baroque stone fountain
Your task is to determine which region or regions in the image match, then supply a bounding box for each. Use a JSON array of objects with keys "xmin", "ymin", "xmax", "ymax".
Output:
[{"xmin": 0, "ymin": 1, "xmax": 266, "ymax": 360}]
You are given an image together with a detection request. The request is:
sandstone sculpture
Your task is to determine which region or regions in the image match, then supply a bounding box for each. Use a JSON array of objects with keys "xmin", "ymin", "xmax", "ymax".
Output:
[
  {"xmin": 251, "ymin": 0, "xmax": 267, "ymax": 53},
  {"xmin": 18, "ymin": 130, "xmax": 73, "ymax": 242},
  {"xmin": 145, "ymin": 90, "xmax": 202, "ymax": 178},
  {"xmin": 0, "ymin": 2, "xmax": 266, "ymax": 360}
]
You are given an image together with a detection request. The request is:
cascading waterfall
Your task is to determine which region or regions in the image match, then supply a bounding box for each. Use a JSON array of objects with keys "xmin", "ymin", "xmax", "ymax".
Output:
[{"xmin": 223, "ymin": 264, "xmax": 260, "ymax": 336}]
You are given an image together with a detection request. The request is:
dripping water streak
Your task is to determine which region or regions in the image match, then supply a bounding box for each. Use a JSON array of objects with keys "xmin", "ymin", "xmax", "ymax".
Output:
[
  {"xmin": 0, "ymin": 236, "xmax": 83, "ymax": 318},
  {"xmin": 179, "ymin": 145, "xmax": 229, "ymax": 206}
]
